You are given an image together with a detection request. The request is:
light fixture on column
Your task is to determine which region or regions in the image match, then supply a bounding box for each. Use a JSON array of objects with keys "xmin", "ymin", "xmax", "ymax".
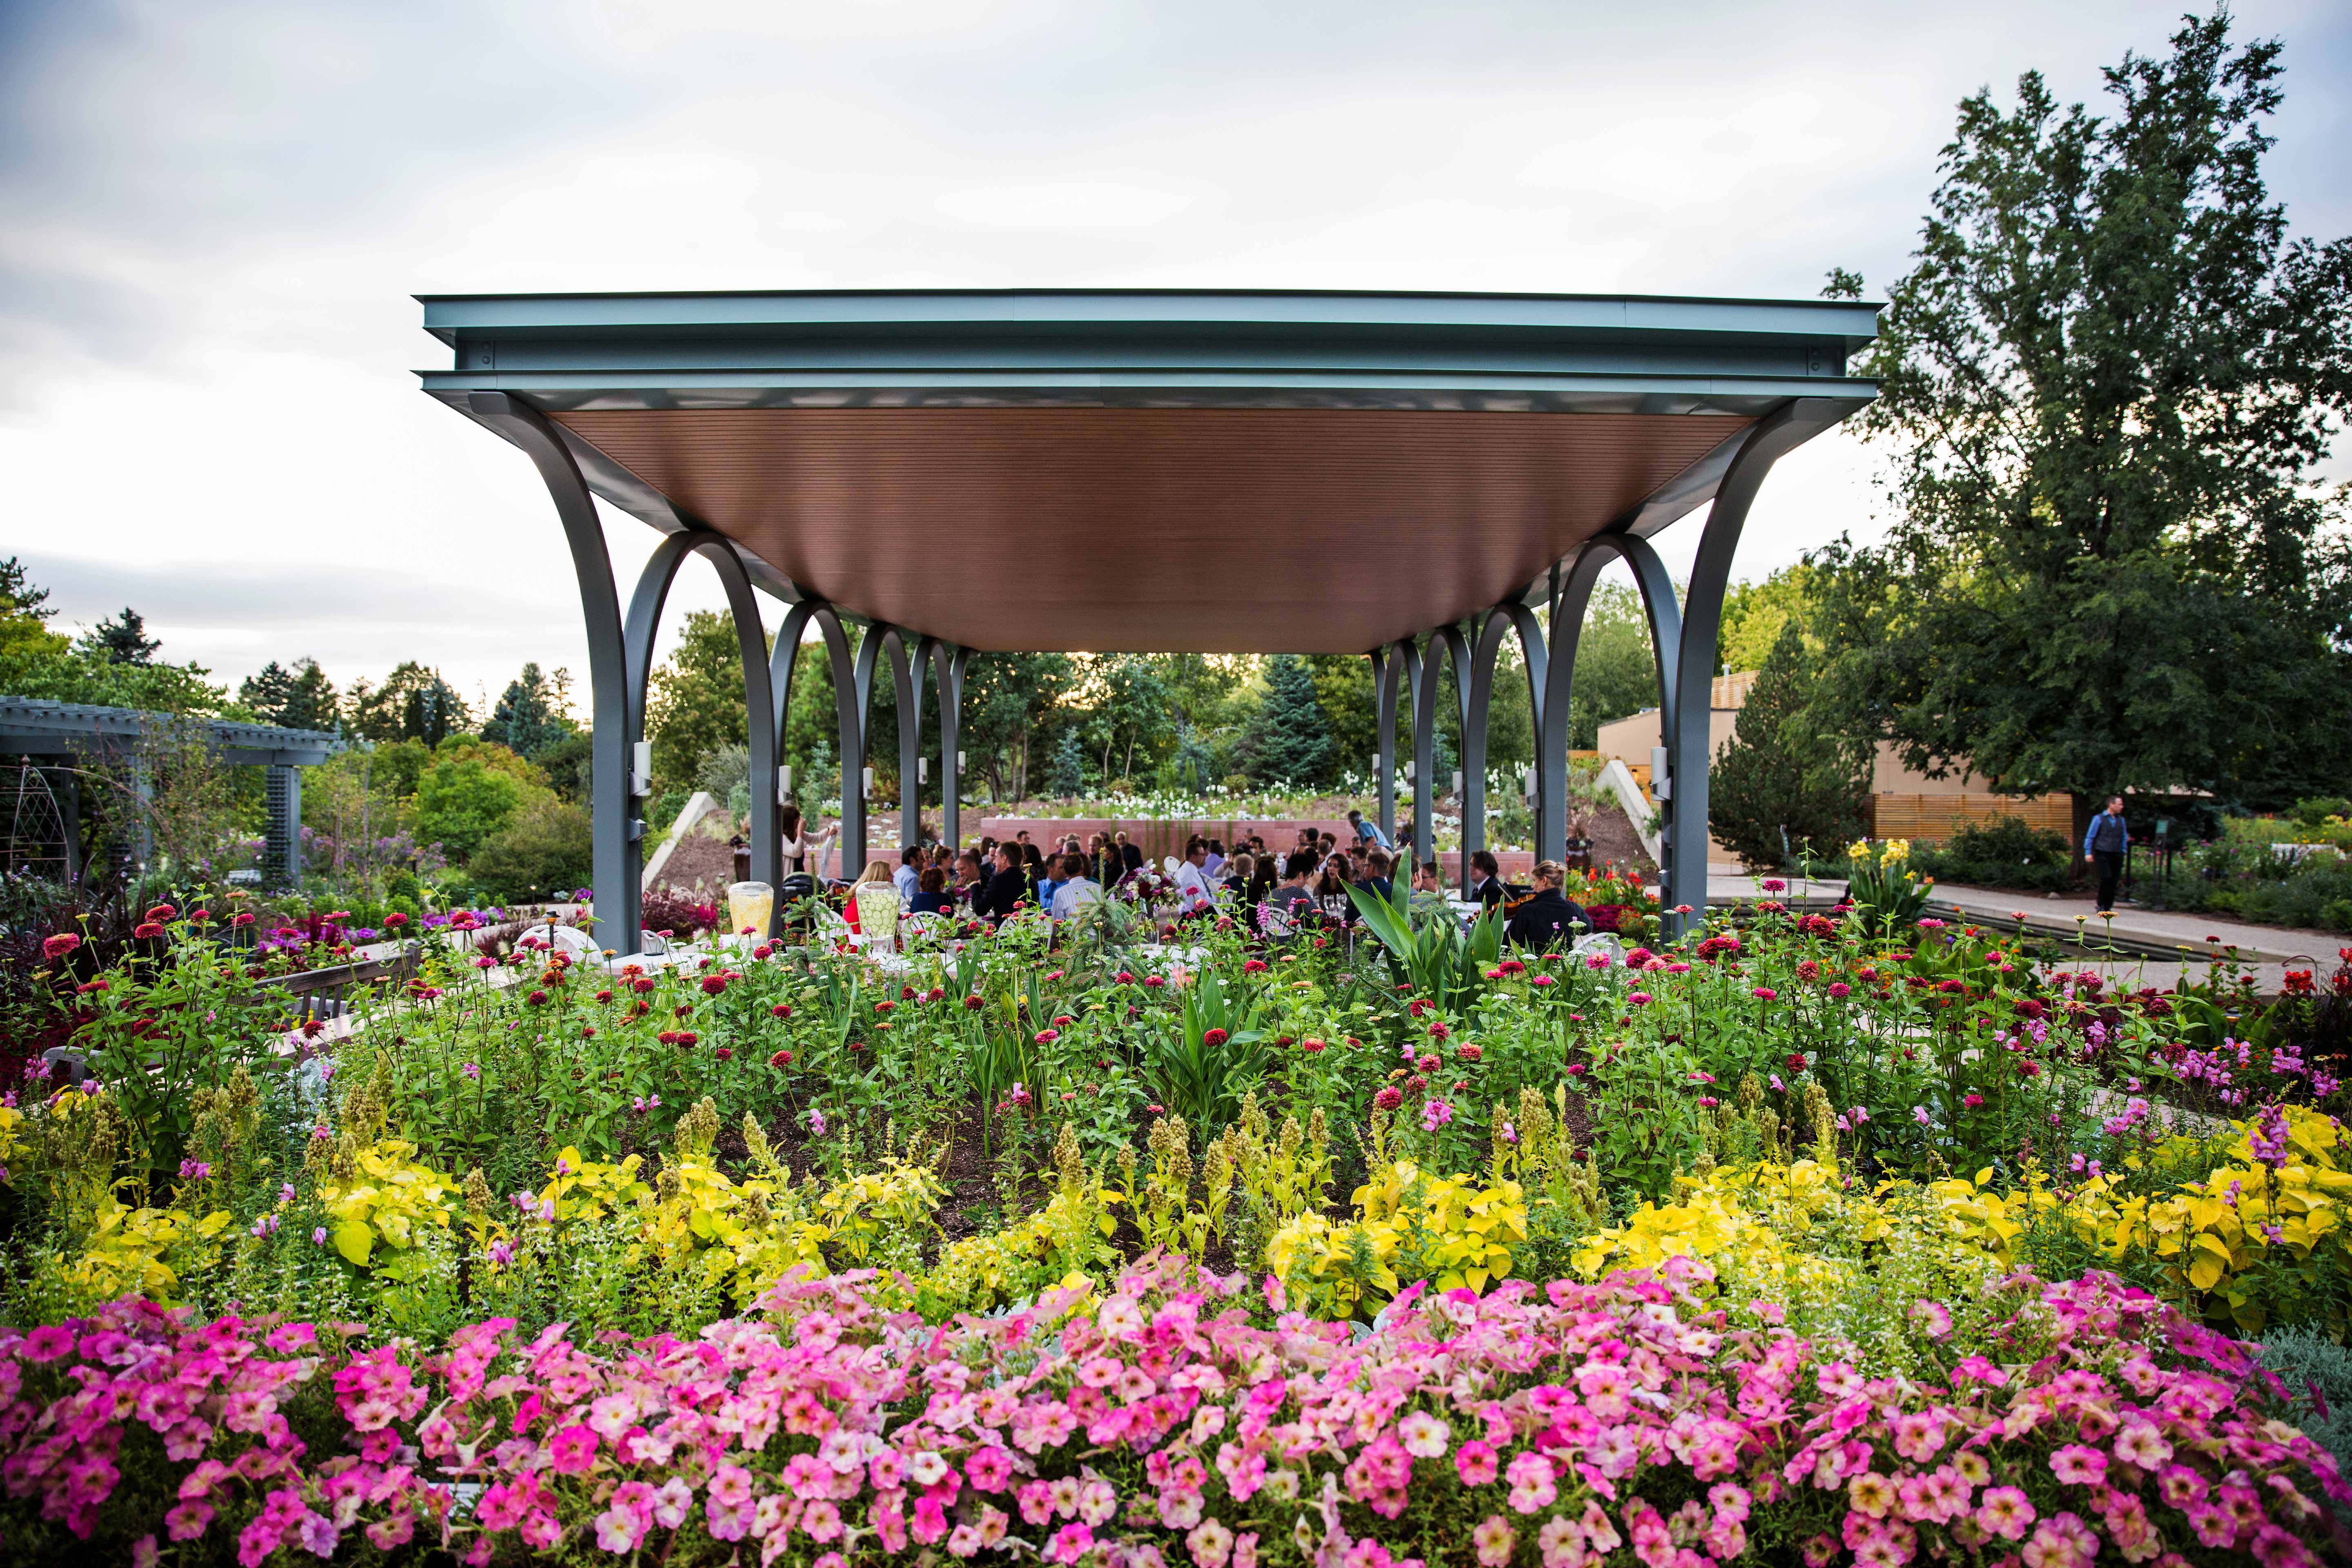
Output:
[
  {"xmin": 630, "ymin": 741, "xmax": 651, "ymax": 797},
  {"xmin": 918, "ymin": 758, "xmax": 929, "ymax": 783},
  {"xmin": 777, "ymin": 765, "xmax": 793, "ymax": 803},
  {"xmin": 861, "ymin": 766, "xmax": 874, "ymax": 794},
  {"xmin": 1452, "ymin": 770, "xmax": 1463, "ymax": 797},
  {"xmin": 1650, "ymin": 746, "xmax": 1670, "ymax": 800}
]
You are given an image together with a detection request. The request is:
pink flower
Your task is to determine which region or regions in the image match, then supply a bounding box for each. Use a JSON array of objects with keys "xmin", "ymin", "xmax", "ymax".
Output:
[
  {"xmin": 2049, "ymin": 1443, "xmax": 2107, "ymax": 1486},
  {"xmin": 1456, "ymin": 1440, "xmax": 1499, "ymax": 1486},
  {"xmin": 548, "ymin": 1423, "xmax": 599, "ymax": 1474},
  {"xmin": 1505, "ymin": 1451, "xmax": 1557, "ymax": 1513},
  {"xmin": 1976, "ymin": 1486, "xmax": 2035, "ymax": 1541},
  {"xmin": 1047, "ymin": 1522, "xmax": 1096, "ymax": 1564},
  {"xmin": 21, "ymin": 1323, "xmax": 76, "ymax": 1361}
]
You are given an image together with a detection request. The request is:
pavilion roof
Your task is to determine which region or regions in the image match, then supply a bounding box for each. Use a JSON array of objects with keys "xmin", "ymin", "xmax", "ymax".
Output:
[{"xmin": 419, "ymin": 289, "xmax": 1877, "ymax": 653}]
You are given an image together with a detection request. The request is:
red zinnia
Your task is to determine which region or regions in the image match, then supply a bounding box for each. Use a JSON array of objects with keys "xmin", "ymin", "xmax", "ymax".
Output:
[{"xmin": 770, "ymin": 1049, "xmax": 793, "ymax": 1067}]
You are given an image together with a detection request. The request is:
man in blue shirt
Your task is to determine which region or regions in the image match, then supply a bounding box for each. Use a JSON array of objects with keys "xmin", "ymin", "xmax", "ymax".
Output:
[
  {"xmin": 2082, "ymin": 796, "xmax": 2130, "ymax": 912},
  {"xmin": 1347, "ymin": 809, "xmax": 1390, "ymax": 851}
]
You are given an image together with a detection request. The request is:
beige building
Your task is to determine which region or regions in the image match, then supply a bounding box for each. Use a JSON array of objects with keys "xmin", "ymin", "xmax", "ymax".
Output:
[{"xmin": 1593, "ymin": 673, "xmax": 2067, "ymax": 858}]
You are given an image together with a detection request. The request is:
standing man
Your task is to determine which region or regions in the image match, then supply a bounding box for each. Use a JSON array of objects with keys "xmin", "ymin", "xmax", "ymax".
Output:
[
  {"xmin": 2083, "ymin": 795, "xmax": 2131, "ymax": 913},
  {"xmin": 1346, "ymin": 808, "xmax": 1391, "ymax": 851}
]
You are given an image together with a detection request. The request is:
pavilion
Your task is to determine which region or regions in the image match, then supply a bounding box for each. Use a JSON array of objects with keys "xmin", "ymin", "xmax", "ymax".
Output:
[{"xmin": 418, "ymin": 289, "xmax": 1878, "ymax": 951}]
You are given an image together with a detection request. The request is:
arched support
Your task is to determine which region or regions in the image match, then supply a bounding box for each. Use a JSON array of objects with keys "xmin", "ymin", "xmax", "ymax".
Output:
[
  {"xmin": 1657, "ymin": 403, "xmax": 1816, "ymax": 936},
  {"xmin": 1464, "ymin": 602, "xmax": 1547, "ymax": 888},
  {"xmin": 625, "ymin": 531, "xmax": 779, "ymax": 932},
  {"xmin": 933, "ymin": 644, "xmax": 969, "ymax": 850},
  {"xmin": 880, "ymin": 629, "xmax": 929, "ymax": 850},
  {"xmin": 464, "ymin": 392, "xmax": 637, "ymax": 954},
  {"xmin": 1372, "ymin": 644, "xmax": 1408, "ymax": 844},
  {"xmin": 1539, "ymin": 533, "xmax": 1681, "ymax": 869},
  {"xmin": 1409, "ymin": 625, "xmax": 1469, "ymax": 885}
]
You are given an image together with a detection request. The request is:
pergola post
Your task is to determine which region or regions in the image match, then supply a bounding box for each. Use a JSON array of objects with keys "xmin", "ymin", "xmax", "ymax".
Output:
[
  {"xmin": 934, "ymin": 644, "xmax": 968, "ymax": 850},
  {"xmin": 1660, "ymin": 405, "xmax": 1813, "ymax": 938},
  {"xmin": 265, "ymin": 764, "xmax": 302, "ymax": 886},
  {"xmin": 463, "ymin": 392, "xmax": 637, "ymax": 953}
]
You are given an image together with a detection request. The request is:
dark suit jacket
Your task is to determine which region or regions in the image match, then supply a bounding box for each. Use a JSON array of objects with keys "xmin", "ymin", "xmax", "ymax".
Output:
[
  {"xmin": 1468, "ymin": 874, "xmax": 1507, "ymax": 910},
  {"xmin": 975, "ymin": 867, "xmax": 1031, "ymax": 923},
  {"xmin": 1505, "ymin": 889, "xmax": 1592, "ymax": 951}
]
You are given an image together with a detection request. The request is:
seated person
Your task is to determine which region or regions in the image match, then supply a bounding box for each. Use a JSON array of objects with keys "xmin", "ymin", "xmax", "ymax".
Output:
[
  {"xmin": 1221, "ymin": 851, "xmax": 1256, "ymax": 900},
  {"xmin": 909, "ymin": 865, "xmax": 956, "ymax": 916},
  {"xmin": 974, "ymin": 843, "xmax": 1031, "ymax": 925},
  {"xmin": 1408, "ymin": 858, "xmax": 1454, "ymax": 922},
  {"xmin": 1504, "ymin": 860, "xmax": 1593, "ymax": 952},
  {"xmin": 1361, "ymin": 848, "xmax": 1395, "ymax": 905},
  {"xmin": 1049, "ymin": 853, "xmax": 1102, "ymax": 918},
  {"xmin": 1263, "ymin": 853, "xmax": 1319, "ymax": 920},
  {"xmin": 1465, "ymin": 849, "xmax": 1509, "ymax": 910}
]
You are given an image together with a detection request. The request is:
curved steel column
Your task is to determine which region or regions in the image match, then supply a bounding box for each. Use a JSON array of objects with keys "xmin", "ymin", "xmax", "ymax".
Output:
[
  {"xmin": 624, "ymin": 532, "xmax": 778, "ymax": 929},
  {"xmin": 1539, "ymin": 533, "xmax": 1680, "ymax": 869},
  {"xmin": 1372, "ymin": 644, "xmax": 1407, "ymax": 843},
  {"xmin": 1465, "ymin": 602, "xmax": 1546, "ymax": 884},
  {"xmin": 1662, "ymin": 404, "xmax": 1814, "ymax": 936},
  {"xmin": 881, "ymin": 630, "xmax": 928, "ymax": 849},
  {"xmin": 464, "ymin": 392, "xmax": 637, "ymax": 954},
  {"xmin": 1408, "ymin": 627, "xmax": 1468, "ymax": 883},
  {"xmin": 934, "ymin": 644, "xmax": 969, "ymax": 850}
]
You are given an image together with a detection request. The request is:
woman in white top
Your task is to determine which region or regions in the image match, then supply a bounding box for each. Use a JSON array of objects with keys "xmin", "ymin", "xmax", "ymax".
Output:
[{"xmin": 777, "ymin": 804, "xmax": 837, "ymax": 880}]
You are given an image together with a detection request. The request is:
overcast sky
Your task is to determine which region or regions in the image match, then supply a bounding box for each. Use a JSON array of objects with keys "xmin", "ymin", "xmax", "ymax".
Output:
[{"xmin": 2, "ymin": 0, "xmax": 2347, "ymax": 715}]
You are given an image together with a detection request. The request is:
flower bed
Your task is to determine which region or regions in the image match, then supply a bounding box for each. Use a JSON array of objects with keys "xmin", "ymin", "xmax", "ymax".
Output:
[
  {"xmin": 7, "ymin": 887, "xmax": 2352, "ymax": 1561},
  {"xmin": 7, "ymin": 1262, "xmax": 2347, "ymax": 1567}
]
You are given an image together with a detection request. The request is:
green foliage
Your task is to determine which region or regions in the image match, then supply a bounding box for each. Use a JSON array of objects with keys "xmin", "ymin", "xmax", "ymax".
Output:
[
  {"xmin": 78, "ymin": 606, "xmax": 160, "ymax": 665},
  {"xmin": 0, "ymin": 561, "xmax": 224, "ymax": 715},
  {"xmin": 344, "ymin": 662, "xmax": 470, "ymax": 747},
  {"xmin": 468, "ymin": 797, "xmax": 593, "ymax": 902},
  {"xmin": 1717, "ymin": 564, "xmax": 1825, "ymax": 674},
  {"xmin": 1046, "ymin": 728, "xmax": 1085, "ymax": 797},
  {"xmin": 644, "ymin": 610, "xmax": 752, "ymax": 795},
  {"xmin": 1909, "ymin": 815, "xmax": 2075, "ymax": 893},
  {"xmin": 412, "ymin": 758, "xmax": 522, "ymax": 862},
  {"xmin": 1556, "ymin": 583, "xmax": 1661, "ymax": 749},
  {"xmin": 2256, "ymin": 1325, "xmax": 2352, "ymax": 1475},
  {"xmin": 1241, "ymin": 654, "xmax": 1334, "ymax": 788},
  {"xmin": 237, "ymin": 657, "xmax": 340, "ymax": 732},
  {"xmin": 1818, "ymin": 14, "xmax": 2352, "ymax": 816},
  {"xmin": 480, "ymin": 662, "xmax": 577, "ymax": 760},
  {"xmin": 1708, "ymin": 623, "xmax": 1869, "ymax": 870}
]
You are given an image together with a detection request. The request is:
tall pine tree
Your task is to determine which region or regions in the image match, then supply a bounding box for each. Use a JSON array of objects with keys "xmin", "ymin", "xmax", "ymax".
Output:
[
  {"xmin": 1709, "ymin": 624, "xmax": 1869, "ymax": 870},
  {"xmin": 1245, "ymin": 655, "xmax": 1335, "ymax": 789}
]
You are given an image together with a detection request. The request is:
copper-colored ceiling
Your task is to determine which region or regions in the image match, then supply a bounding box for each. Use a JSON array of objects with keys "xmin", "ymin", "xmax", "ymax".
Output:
[{"xmin": 553, "ymin": 407, "xmax": 1750, "ymax": 653}]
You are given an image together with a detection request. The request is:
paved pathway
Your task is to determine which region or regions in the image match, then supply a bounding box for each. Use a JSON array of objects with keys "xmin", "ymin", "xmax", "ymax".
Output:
[{"xmin": 1687, "ymin": 872, "xmax": 2342, "ymax": 995}]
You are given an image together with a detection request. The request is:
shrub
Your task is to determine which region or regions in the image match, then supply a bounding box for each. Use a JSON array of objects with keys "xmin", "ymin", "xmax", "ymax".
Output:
[{"xmin": 467, "ymin": 796, "xmax": 592, "ymax": 904}]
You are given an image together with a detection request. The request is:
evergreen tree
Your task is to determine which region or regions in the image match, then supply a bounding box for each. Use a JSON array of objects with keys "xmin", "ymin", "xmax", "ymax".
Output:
[
  {"xmin": 0, "ymin": 557, "xmax": 51, "ymax": 621},
  {"xmin": 1709, "ymin": 624, "xmax": 1869, "ymax": 870},
  {"xmin": 1047, "ymin": 729, "xmax": 1086, "ymax": 797},
  {"xmin": 345, "ymin": 662, "xmax": 470, "ymax": 747},
  {"xmin": 240, "ymin": 657, "xmax": 339, "ymax": 732},
  {"xmin": 1244, "ymin": 655, "xmax": 1335, "ymax": 789},
  {"xmin": 482, "ymin": 662, "xmax": 577, "ymax": 759},
  {"xmin": 80, "ymin": 607, "xmax": 160, "ymax": 665}
]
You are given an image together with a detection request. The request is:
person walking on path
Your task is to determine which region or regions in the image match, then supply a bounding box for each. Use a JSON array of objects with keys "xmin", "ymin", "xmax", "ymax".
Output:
[{"xmin": 2083, "ymin": 795, "xmax": 2131, "ymax": 913}]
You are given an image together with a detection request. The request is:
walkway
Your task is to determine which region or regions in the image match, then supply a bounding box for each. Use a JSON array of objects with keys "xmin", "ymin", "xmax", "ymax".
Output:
[{"xmin": 1694, "ymin": 873, "xmax": 2342, "ymax": 996}]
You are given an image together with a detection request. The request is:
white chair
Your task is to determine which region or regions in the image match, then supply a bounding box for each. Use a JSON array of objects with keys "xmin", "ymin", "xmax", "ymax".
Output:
[{"xmin": 1163, "ymin": 855, "xmax": 1181, "ymax": 876}]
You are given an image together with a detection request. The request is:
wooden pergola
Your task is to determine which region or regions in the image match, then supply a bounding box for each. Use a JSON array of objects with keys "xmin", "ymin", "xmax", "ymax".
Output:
[{"xmin": 419, "ymin": 289, "xmax": 1878, "ymax": 950}]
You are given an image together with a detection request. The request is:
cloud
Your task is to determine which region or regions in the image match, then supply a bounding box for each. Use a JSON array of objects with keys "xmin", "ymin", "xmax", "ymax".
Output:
[{"xmin": 0, "ymin": 0, "xmax": 2343, "ymax": 675}]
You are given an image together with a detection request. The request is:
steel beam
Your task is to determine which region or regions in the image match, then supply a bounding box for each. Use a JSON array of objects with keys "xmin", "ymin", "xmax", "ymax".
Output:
[
  {"xmin": 463, "ymin": 391, "xmax": 635, "ymax": 953},
  {"xmin": 881, "ymin": 630, "xmax": 927, "ymax": 849}
]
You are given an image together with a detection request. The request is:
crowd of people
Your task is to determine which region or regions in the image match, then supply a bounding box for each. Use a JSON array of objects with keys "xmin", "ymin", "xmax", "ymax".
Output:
[{"xmin": 786, "ymin": 811, "xmax": 1596, "ymax": 952}]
